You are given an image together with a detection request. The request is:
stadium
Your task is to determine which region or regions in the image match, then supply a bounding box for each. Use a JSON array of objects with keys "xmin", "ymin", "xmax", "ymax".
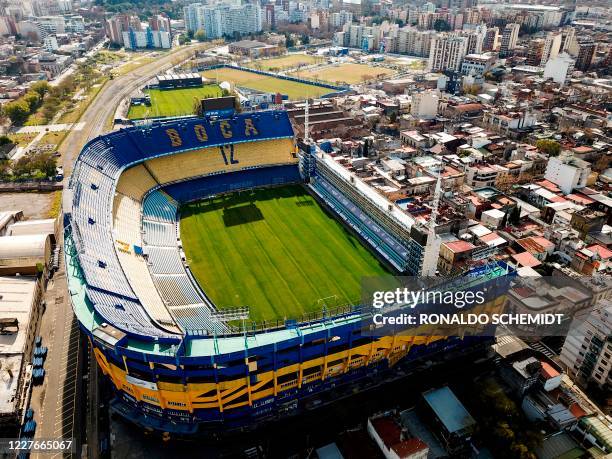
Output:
[{"xmin": 64, "ymin": 105, "xmax": 513, "ymax": 435}]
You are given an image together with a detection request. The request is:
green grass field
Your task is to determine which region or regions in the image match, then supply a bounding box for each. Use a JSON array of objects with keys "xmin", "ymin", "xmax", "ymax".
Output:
[
  {"xmin": 180, "ymin": 185, "xmax": 389, "ymax": 322},
  {"xmin": 246, "ymin": 53, "xmax": 324, "ymax": 71},
  {"xmin": 201, "ymin": 67, "xmax": 333, "ymax": 100},
  {"xmin": 294, "ymin": 63, "xmax": 396, "ymax": 85},
  {"xmin": 127, "ymin": 85, "xmax": 223, "ymax": 119}
]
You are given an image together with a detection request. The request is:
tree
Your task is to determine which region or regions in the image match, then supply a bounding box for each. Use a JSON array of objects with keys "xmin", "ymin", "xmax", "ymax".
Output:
[
  {"xmin": 433, "ymin": 19, "xmax": 451, "ymax": 32},
  {"xmin": 500, "ymin": 210, "xmax": 509, "ymax": 228},
  {"xmin": 194, "ymin": 29, "xmax": 206, "ymax": 42},
  {"xmin": 362, "ymin": 139, "xmax": 369, "ymax": 157},
  {"xmin": 3, "ymin": 100, "xmax": 30, "ymax": 125},
  {"xmin": 285, "ymin": 34, "xmax": 295, "ymax": 48},
  {"xmin": 509, "ymin": 205, "xmax": 521, "ymax": 225},
  {"xmin": 41, "ymin": 96, "xmax": 60, "ymax": 122},
  {"xmin": 535, "ymin": 139, "xmax": 561, "ymax": 156},
  {"xmin": 193, "ymin": 97, "xmax": 202, "ymax": 117},
  {"xmin": 23, "ymin": 91, "xmax": 41, "ymax": 112},
  {"xmin": 11, "ymin": 151, "xmax": 56, "ymax": 179},
  {"xmin": 30, "ymin": 81, "xmax": 50, "ymax": 97}
]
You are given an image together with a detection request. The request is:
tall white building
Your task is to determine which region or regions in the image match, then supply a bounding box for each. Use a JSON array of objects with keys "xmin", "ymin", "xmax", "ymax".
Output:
[
  {"xmin": 43, "ymin": 35, "xmax": 58, "ymax": 51},
  {"xmin": 543, "ymin": 52, "xmax": 574, "ymax": 86},
  {"xmin": 122, "ymin": 28, "xmax": 171, "ymax": 49},
  {"xmin": 396, "ymin": 27, "xmax": 435, "ymax": 57},
  {"xmin": 427, "ymin": 33, "xmax": 468, "ymax": 72},
  {"xmin": 463, "ymin": 24, "xmax": 486, "ymax": 55},
  {"xmin": 183, "ymin": 2, "xmax": 262, "ymax": 38},
  {"xmin": 544, "ymin": 152, "xmax": 591, "ymax": 194},
  {"xmin": 37, "ymin": 15, "xmax": 65, "ymax": 34},
  {"xmin": 411, "ymin": 90, "xmax": 439, "ymax": 119},
  {"xmin": 560, "ymin": 301, "xmax": 612, "ymax": 390},
  {"xmin": 183, "ymin": 3, "xmax": 202, "ymax": 34},
  {"xmin": 330, "ymin": 11, "xmax": 353, "ymax": 28},
  {"xmin": 561, "ymin": 27, "xmax": 577, "ymax": 55},
  {"xmin": 499, "ymin": 23, "xmax": 519, "ymax": 57},
  {"xmin": 540, "ymin": 32, "xmax": 562, "ymax": 66}
]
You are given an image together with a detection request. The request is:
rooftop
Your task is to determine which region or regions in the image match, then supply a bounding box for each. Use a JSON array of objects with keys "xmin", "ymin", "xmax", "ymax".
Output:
[
  {"xmin": 422, "ymin": 386, "xmax": 476, "ymax": 434},
  {"xmin": 0, "ymin": 276, "xmax": 38, "ymax": 417},
  {"xmin": 512, "ymin": 252, "xmax": 542, "ymax": 268}
]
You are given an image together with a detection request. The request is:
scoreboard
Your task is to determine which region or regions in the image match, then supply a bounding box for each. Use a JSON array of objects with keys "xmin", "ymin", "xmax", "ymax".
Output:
[{"xmin": 201, "ymin": 96, "xmax": 236, "ymax": 117}]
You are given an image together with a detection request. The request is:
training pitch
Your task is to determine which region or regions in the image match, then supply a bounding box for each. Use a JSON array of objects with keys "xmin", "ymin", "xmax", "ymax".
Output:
[
  {"xmin": 127, "ymin": 85, "xmax": 223, "ymax": 119},
  {"xmin": 180, "ymin": 185, "xmax": 389, "ymax": 322},
  {"xmin": 246, "ymin": 53, "xmax": 324, "ymax": 71},
  {"xmin": 200, "ymin": 67, "xmax": 334, "ymax": 100},
  {"xmin": 295, "ymin": 63, "xmax": 396, "ymax": 85}
]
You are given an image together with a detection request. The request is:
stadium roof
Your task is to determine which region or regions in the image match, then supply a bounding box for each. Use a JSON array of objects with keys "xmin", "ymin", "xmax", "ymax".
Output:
[{"xmin": 157, "ymin": 73, "xmax": 201, "ymax": 82}]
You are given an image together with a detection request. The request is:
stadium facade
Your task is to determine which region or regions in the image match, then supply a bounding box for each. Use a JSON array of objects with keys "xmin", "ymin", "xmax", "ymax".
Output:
[{"xmin": 64, "ymin": 109, "xmax": 512, "ymax": 434}]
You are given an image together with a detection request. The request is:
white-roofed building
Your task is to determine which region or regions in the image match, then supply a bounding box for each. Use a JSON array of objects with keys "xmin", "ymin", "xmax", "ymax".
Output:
[
  {"xmin": 0, "ymin": 276, "xmax": 42, "ymax": 430},
  {"xmin": 481, "ymin": 208, "xmax": 506, "ymax": 228},
  {"xmin": 6, "ymin": 219, "xmax": 57, "ymax": 242},
  {"xmin": 0, "ymin": 234, "xmax": 52, "ymax": 275},
  {"xmin": 0, "ymin": 211, "xmax": 23, "ymax": 236}
]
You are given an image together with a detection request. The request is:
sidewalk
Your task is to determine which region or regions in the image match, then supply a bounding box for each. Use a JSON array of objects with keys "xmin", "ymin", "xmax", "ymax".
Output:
[{"xmin": 12, "ymin": 122, "xmax": 86, "ymax": 134}]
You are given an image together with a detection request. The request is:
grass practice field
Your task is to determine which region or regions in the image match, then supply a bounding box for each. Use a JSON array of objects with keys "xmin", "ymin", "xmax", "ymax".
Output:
[
  {"xmin": 200, "ymin": 67, "xmax": 333, "ymax": 100},
  {"xmin": 246, "ymin": 53, "xmax": 324, "ymax": 71},
  {"xmin": 127, "ymin": 85, "xmax": 222, "ymax": 119},
  {"xmin": 180, "ymin": 185, "xmax": 389, "ymax": 322},
  {"xmin": 295, "ymin": 63, "xmax": 396, "ymax": 85}
]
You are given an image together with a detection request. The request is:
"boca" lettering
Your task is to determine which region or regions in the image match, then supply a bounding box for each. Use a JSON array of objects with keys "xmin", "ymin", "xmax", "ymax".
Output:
[{"xmin": 164, "ymin": 118, "xmax": 260, "ymax": 147}]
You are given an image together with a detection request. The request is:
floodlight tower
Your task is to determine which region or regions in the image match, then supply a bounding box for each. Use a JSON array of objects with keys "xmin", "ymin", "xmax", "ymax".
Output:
[
  {"xmin": 420, "ymin": 165, "xmax": 443, "ymax": 276},
  {"xmin": 304, "ymin": 98, "xmax": 310, "ymax": 144}
]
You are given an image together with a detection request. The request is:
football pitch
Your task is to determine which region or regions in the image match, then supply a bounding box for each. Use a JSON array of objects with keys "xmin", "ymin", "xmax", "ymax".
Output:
[
  {"xmin": 200, "ymin": 67, "xmax": 334, "ymax": 100},
  {"xmin": 127, "ymin": 85, "xmax": 223, "ymax": 119},
  {"xmin": 180, "ymin": 185, "xmax": 389, "ymax": 322}
]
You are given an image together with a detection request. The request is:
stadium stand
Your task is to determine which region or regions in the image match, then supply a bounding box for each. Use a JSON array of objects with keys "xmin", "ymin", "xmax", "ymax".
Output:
[
  {"xmin": 80, "ymin": 138, "xmax": 123, "ymax": 178},
  {"xmin": 142, "ymin": 191, "xmax": 178, "ymax": 223},
  {"xmin": 155, "ymin": 275, "xmax": 203, "ymax": 306},
  {"xmin": 145, "ymin": 138, "xmax": 296, "ymax": 185},
  {"xmin": 145, "ymin": 247, "xmax": 186, "ymax": 274},
  {"xmin": 115, "ymin": 164, "xmax": 158, "ymax": 202},
  {"xmin": 169, "ymin": 304, "xmax": 225, "ymax": 334},
  {"xmin": 67, "ymin": 110, "xmax": 297, "ymax": 338},
  {"xmin": 309, "ymin": 158, "xmax": 411, "ymax": 272},
  {"xmin": 142, "ymin": 220, "xmax": 177, "ymax": 247},
  {"xmin": 72, "ymin": 163, "xmax": 135, "ymax": 298},
  {"xmin": 112, "ymin": 193, "xmax": 181, "ymax": 332},
  {"xmin": 163, "ymin": 164, "xmax": 302, "ymax": 203}
]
